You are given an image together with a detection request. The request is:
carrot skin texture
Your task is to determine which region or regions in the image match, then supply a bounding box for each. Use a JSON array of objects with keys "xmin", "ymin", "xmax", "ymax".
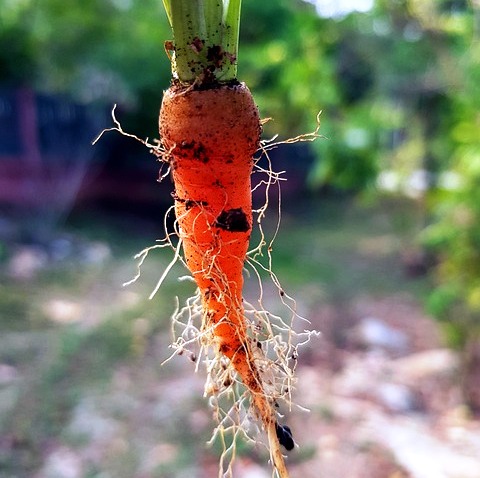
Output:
[{"xmin": 159, "ymin": 82, "xmax": 260, "ymax": 355}]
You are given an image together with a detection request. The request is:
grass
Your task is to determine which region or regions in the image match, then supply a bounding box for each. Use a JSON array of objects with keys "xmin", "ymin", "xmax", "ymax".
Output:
[{"xmin": 0, "ymin": 195, "xmax": 429, "ymax": 476}]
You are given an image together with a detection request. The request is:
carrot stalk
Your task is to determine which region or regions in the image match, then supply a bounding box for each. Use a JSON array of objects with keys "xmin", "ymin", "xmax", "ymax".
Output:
[{"xmin": 163, "ymin": 0, "xmax": 241, "ymax": 83}]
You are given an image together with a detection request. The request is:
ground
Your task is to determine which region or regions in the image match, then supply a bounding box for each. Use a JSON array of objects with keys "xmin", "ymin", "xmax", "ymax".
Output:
[{"xmin": 1, "ymin": 197, "xmax": 479, "ymax": 478}]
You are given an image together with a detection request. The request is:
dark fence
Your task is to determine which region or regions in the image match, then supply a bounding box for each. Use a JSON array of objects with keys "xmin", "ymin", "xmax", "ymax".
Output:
[{"xmin": 0, "ymin": 88, "xmax": 110, "ymax": 208}]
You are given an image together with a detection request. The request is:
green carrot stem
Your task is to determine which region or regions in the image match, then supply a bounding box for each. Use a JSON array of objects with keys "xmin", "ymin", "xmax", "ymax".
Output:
[{"xmin": 162, "ymin": 0, "xmax": 241, "ymax": 84}]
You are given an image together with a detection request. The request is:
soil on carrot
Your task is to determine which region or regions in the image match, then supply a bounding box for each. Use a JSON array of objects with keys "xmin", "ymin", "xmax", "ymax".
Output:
[
  {"xmin": 174, "ymin": 140, "xmax": 209, "ymax": 163},
  {"xmin": 215, "ymin": 208, "xmax": 250, "ymax": 232}
]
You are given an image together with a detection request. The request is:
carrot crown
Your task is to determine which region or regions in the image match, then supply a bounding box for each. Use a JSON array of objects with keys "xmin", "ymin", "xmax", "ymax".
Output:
[{"xmin": 162, "ymin": 0, "xmax": 241, "ymax": 84}]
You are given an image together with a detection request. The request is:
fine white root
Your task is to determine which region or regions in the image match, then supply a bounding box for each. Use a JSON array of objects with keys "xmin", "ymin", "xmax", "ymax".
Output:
[{"xmin": 149, "ymin": 142, "xmax": 318, "ymax": 477}]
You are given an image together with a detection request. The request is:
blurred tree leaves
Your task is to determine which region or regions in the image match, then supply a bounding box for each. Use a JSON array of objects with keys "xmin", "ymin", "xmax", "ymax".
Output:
[{"xmin": 413, "ymin": 0, "xmax": 480, "ymax": 411}]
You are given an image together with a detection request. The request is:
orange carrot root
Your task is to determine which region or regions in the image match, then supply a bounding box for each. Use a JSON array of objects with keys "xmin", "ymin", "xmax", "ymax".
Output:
[{"xmin": 159, "ymin": 82, "xmax": 290, "ymax": 475}]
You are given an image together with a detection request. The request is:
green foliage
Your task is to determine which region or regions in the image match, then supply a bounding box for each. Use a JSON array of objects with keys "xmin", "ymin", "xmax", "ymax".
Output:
[
  {"xmin": 419, "ymin": 1, "xmax": 480, "ymax": 357},
  {"xmin": 423, "ymin": 179, "xmax": 480, "ymax": 348}
]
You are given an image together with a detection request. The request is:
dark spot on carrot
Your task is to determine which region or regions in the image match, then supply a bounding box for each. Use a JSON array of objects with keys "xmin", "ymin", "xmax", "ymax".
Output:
[
  {"xmin": 206, "ymin": 45, "xmax": 226, "ymax": 68},
  {"xmin": 178, "ymin": 140, "xmax": 208, "ymax": 163},
  {"xmin": 180, "ymin": 140, "xmax": 193, "ymax": 149},
  {"xmin": 190, "ymin": 36, "xmax": 204, "ymax": 54},
  {"xmin": 172, "ymin": 192, "xmax": 208, "ymax": 210},
  {"xmin": 246, "ymin": 378, "xmax": 260, "ymax": 391},
  {"xmin": 185, "ymin": 199, "xmax": 208, "ymax": 210},
  {"xmin": 215, "ymin": 208, "xmax": 250, "ymax": 232},
  {"xmin": 194, "ymin": 143, "xmax": 208, "ymax": 162},
  {"xmin": 220, "ymin": 343, "xmax": 230, "ymax": 354},
  {"xmin": 275, "ymin": 423, "xmax": 294, "ymax": 451}
]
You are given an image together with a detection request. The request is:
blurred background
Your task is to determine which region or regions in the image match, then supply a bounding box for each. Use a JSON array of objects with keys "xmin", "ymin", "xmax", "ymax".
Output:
[{"xmin": 1, "ymin": 0, "xmax": 480, "ymax": 477}]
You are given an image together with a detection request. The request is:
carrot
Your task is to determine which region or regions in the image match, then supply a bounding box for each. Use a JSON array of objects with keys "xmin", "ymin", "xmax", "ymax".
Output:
[
  {"xmin": 154, "ymin": 1, "xmax": 297, "ymax": 476},
  {"xmin": 160, "ymin": 80, "xmax": 291, "ymax": 476},
  {"xmin": 88, "ymin": 5, "xmax": 315, "ymax": 474}
]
